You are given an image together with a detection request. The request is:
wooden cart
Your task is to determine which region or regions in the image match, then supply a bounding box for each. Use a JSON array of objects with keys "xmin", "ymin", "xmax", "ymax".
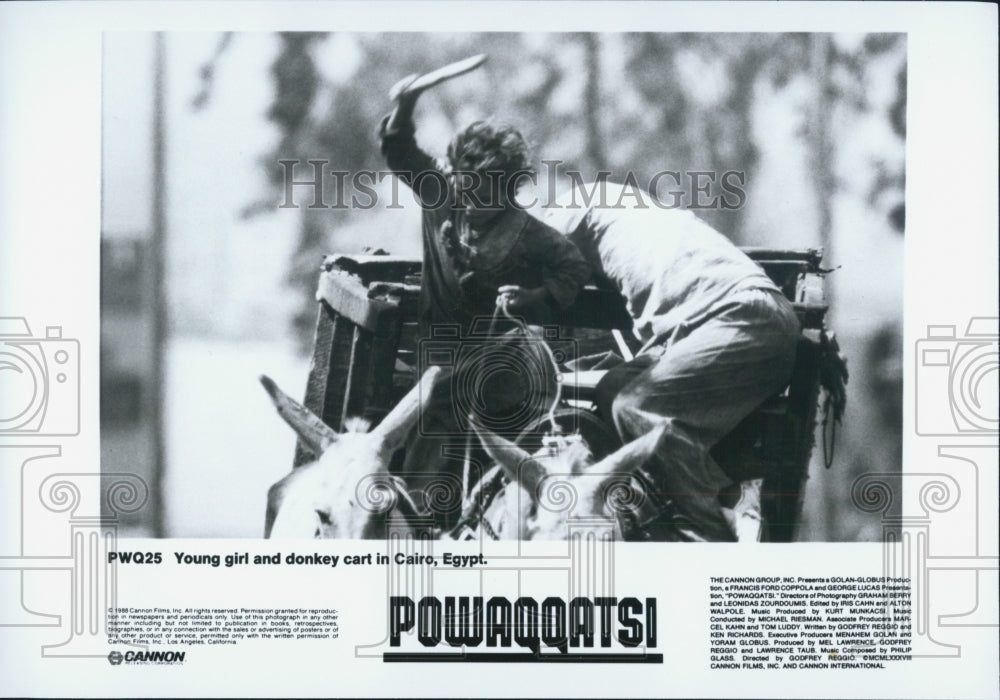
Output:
[{"xmin": 295, "ymin": 249, "xmax": 831, "ymax": 542}]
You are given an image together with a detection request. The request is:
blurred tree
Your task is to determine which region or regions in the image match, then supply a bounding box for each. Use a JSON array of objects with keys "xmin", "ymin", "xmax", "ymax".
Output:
[
  {"xmin": 192, "ymin": 31, "xmax": 904, "ymax": 354},
  {"xmin": 190, "ymin": 35, "xmax": 908, "ymax": 545}
]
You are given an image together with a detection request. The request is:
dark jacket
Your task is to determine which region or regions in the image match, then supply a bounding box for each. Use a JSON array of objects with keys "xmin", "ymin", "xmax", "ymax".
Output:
[{"xmin": 380, "ymin": 115, "xmax": 591, "ymax": 336}]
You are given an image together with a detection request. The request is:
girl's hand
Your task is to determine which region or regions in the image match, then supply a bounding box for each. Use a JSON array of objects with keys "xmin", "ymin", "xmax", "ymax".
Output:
[{"xmin": 496, "ymin": 285, "xmax": 545, "ymax": 310}]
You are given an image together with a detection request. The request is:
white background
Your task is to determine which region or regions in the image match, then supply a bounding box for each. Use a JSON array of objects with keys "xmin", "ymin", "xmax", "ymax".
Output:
[{"xmin": 0, "ymin": 2, "xmax": 997, "ymax": 698}]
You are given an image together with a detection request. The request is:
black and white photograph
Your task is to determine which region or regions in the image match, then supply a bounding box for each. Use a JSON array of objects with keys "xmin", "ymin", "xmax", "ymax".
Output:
[
  {"xmin": 2, "ymin": 3, "xmax": 997, "ymax": 698},
  {"xmin": 101, "ymin": 31, "xmax": 904, "ymax": 542}
]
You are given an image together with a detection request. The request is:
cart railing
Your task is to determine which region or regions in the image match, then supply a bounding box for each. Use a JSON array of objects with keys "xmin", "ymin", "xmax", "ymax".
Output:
[{"xmin": 296, "ymin": 248, "xmax": 829, "ymax": 541}]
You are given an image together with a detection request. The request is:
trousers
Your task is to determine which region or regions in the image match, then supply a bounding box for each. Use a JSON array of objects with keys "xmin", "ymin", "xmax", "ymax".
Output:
[{"xmin": 594, "ymin": 287, "xmax": 800, "ymax": 542}]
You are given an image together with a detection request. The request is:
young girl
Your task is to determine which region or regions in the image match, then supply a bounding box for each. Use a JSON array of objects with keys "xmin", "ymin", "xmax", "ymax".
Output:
[
  {"xmin": 380, "ymin": 86, "xmax": 591, "ymax": 334},
  {"xmin": 379, "ymin": 76, "xmax": 591, "ymax": 529}
]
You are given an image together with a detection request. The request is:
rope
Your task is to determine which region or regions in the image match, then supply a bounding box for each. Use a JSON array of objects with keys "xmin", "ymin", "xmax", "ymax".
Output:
[
  {"xmin": 492, "ymin": 298, "xmax": 564, "ymax": 435},
  {"xmin": 818, "ymin": 329, "xmax": 846, "ymax": 470},
  {"xmin": 822, "ymin": 394, "xmax": 837, "ymax": 470},
  {"xmin": 462, "ymin": 431, "xmax": 472, "ymax": 512},
  {"xmin": 456, "ymin": 296, "xmax": 566, "ymax": 525}
]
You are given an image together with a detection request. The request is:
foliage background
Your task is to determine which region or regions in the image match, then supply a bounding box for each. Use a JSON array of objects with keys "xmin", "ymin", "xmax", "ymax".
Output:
[{"xmin": 102, "ymin": 32, "xmax": 905, "ymax": 538}]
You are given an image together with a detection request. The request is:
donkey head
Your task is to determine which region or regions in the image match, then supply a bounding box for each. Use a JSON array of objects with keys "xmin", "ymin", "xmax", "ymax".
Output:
[
  {"xmin": 471, "ymin": 422, "xmax": 666, "ymax": 540},
  {"xmin": 261, "ymin": 366, "xmax": 442, "ymax": 539}
]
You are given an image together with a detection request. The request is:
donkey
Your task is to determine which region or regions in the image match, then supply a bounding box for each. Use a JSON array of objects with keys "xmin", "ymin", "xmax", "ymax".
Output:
[
  {"xmin": 260, "ymin": 366, "xmax": 443, "ymax": 539},
  {"xmin": 260, "ymin": 365, "xmax": 761, "ymax": 541},
  {"xmin": 468, "ymin": 422, "xmax": 764, "ymax": 541},
  {"xmin": 259, "ymin": 363, "xmax": 661, "ymax": 541}
]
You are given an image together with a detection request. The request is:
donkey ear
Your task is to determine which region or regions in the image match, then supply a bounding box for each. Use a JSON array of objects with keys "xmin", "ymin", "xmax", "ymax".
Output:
[
  {"xmin": 584, "ymin": 424, "xmax": 667, "ymax": 478},
  {"xmin": 469, "ymin": 421, "xmax": 548, "ymax": 495},
  {"xmin": 371, "ymin": 366, "xmax": 444, "ymax": 452},
  {"xmin": 260, "ymin": 375, "xmax": 338, "ymax": 457},
  {"xmin": 265, "ymin": 462, "xmax": 324, "ymax": 538}
]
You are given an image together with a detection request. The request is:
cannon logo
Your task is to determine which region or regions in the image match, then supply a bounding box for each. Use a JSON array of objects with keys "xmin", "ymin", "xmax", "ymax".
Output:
[
  {"xmin": 385, "ymin": 595, "xmax": 662, "ymax": 663},
  {"xmin": 107, "ymin": 650, "xmax": 186, "ymax": 665}
]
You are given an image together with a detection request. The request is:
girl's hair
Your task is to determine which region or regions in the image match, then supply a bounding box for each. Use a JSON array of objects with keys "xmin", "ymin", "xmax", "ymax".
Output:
[{"xmin": 446, "ymin": 121, "xmax": 534, "ymax": 184}]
